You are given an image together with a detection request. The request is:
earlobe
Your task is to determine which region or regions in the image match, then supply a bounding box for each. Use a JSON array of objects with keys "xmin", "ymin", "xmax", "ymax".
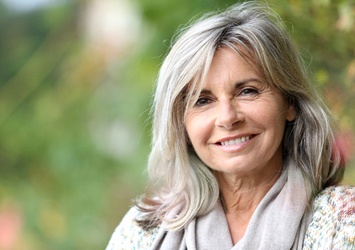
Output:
[{"xmin": 286, "ymin": 105, "xmax": 296, "ymax": 122}]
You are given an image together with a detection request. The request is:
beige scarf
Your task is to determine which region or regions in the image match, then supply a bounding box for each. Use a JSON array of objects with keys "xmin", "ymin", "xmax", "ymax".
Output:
[{"xmin": 150, "ymin": 164, "xmax": 312, "ymax": 249}]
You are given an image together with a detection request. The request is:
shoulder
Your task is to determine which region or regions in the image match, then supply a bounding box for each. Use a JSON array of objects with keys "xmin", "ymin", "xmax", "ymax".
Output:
[
  {"xmin": 304, "ymin": 185, "xmax": 355, "ymax": 250},
  {"xmin": 106, "ymin": 207, "xmax": 160, "ymax": 250},
  {"xmin": 315, "ymin": 185, "xmax": 355, "ymax": 204}
]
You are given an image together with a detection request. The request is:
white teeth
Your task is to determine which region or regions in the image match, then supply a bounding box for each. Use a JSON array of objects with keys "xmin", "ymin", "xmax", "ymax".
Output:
[{"xmin": 221, "ymin": 136, "xmax": 251, "ymax": 146}]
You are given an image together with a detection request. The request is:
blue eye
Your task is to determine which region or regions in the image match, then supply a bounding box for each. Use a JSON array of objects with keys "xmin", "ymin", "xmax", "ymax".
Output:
[
  {"xmin": 195, "ymin": 97, "xmax": 212, "ymax": 107},
  {"xmin": 240, "ymin": 88, "xmax": 259, "ymax": 96}
]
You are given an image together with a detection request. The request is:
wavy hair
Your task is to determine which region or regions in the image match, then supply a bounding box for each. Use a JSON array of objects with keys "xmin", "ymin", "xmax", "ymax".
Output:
[{"xmin": 136, "ymin": 1, "xmax": 344, "ymax": 231}]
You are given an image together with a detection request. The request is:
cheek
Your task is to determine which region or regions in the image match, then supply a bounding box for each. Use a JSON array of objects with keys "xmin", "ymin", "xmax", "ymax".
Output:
[
  {"xmin": 185, "ymin": 116, "xmax": 197, "ymax": 145},
  {"xmin": 185, "ymin": 113, "xmax": 210, "ymax": 146},
  {"xmin": 251, "ymin": 103, "xmax": 287, "ymax": 135},
  {"xmin": 265, "ymin": 109, "xmax": 288, "ymax": 138},
  {"xmin": 186, "ymin": 122, "xmax": 204, "ymax": 146}
]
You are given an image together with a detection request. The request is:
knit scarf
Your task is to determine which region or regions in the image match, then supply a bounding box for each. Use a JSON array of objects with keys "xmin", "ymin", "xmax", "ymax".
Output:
[{"xmin": 150, "ymin": 164, "xmax": 312, "ymax": 250}]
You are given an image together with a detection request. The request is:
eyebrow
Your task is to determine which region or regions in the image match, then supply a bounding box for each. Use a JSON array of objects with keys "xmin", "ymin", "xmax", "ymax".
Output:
[
  {"xmin": 233, "ymin": 78, "xmax": 261, "ymax": 88},
  {"xmin": 192, "ymin": 77, "xmax": 262, "ymax": 96}
]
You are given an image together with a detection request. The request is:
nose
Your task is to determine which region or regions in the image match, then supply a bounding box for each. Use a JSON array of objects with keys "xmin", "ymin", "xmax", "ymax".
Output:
[{"xmin": 215, "ymin": 99, "xmax": 242, "ymax": 129}]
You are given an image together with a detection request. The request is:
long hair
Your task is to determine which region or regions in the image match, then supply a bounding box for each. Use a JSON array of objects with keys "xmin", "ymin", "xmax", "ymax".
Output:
[{"xmin": 136, "ymin": 1, "xmax": 344, "ymax": 231}]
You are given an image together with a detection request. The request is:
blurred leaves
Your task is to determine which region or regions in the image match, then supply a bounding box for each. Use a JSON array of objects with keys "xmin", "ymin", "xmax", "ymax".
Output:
[{"xmin": 0, "ymin": 0, "xmax": 354, "ymax": 249}]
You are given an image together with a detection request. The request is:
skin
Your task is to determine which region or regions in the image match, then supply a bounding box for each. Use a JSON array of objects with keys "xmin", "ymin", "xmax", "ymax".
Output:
[{"xmin": 184, "ymin": 47, "xmax": 296, "ymax": 244}]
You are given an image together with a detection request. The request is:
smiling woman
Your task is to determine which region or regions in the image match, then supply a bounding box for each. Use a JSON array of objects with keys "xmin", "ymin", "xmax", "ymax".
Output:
[
  {"xmin": 185, "ymin": 47, "xmax": 296, "ymax": 181},
  {"xmin": 106, "ymin": 1, "xmax": 355, "ymax": 249}
]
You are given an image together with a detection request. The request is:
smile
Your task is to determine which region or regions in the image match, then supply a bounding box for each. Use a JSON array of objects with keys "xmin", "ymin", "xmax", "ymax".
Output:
[{"xmin": 219, "ymin": 135, "xmax": 252, "ymax": 146}]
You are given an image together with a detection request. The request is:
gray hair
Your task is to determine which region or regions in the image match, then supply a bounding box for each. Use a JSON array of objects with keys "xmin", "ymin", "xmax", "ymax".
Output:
[{"xmin": 137, "ymin": 1, "xmax": 344, "ymax": 230}]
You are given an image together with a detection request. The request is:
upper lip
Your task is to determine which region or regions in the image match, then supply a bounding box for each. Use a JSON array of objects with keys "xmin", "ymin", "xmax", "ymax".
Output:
[{"xmin": 215, "ymin": 133, "xmax": 255, "ymax": 144}]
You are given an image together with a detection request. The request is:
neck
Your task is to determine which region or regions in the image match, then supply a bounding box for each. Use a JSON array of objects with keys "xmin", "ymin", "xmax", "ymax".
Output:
[
  {"xmin": 218, "ymin": 171, "xmax": 280, "ymax": 212},
  {"xmin": 216, "ymin": 169, "xmax": 282, "ymax": 244}
]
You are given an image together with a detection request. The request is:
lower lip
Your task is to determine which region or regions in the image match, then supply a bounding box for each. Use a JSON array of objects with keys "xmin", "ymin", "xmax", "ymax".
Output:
[{"xmin": 215, "ymin": 136, "xmax": 255, "ymax": 152}]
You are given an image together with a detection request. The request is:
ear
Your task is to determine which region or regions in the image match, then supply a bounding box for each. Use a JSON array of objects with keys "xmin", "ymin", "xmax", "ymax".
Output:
[{"xmin": 285, "ymin": 105, "xmax": 296, "ymax": 122}]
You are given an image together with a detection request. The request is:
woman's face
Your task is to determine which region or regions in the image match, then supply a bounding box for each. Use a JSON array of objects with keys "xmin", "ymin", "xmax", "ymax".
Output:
[{"xmin": 184, "ymin": 47, "xmax": 295, "ymax": 180}]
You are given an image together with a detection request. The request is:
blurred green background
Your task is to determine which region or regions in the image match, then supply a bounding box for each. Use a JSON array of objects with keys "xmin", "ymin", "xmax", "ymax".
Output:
[{"xmin": 0, "ymin": 0, "xmax": 354, "ymax": 249}]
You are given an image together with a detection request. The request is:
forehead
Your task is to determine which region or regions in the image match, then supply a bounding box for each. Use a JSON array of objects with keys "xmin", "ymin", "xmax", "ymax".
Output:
[
  {"xmin": 187, "ymin": 46, "xmax": 263, "ymax": 93},
  {"xmin": 206, "ymin": 47, "xmax": 260, "ymax": 83}
]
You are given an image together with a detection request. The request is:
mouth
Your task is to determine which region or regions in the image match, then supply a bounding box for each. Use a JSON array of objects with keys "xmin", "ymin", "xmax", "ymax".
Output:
[{"xmin": 217, "ymin": 135, "xmax": 254, "ymax": 146}]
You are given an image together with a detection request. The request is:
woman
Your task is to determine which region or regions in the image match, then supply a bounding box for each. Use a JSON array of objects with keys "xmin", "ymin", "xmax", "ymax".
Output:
[{"xmin": 107, "ymin": 2, "xmax": 355, "ymax": 249}]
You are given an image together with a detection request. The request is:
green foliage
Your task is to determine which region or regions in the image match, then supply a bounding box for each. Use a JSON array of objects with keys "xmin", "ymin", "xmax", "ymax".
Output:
[{"xmin": 0, "ymin": 0, "xmax": 354, "ymax": 249}]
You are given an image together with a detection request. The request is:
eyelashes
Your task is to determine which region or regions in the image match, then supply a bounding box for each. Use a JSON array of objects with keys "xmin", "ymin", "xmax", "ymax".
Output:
[
  {"xmin": 195, "ymin": 97, "xmax": 213, "ymax": 107},
  {"xmin": 193, "ymin": 87, "xmax": 261, "ymax": 108},
  {"xmin": 239, "ymin": 87, "xmax": 260, "ymax": 96}
]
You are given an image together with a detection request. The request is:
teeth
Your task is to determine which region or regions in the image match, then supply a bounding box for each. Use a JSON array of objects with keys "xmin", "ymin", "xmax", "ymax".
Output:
[{"xmin": 221, "ymin": 136, "xmax": 251, "ymax": 146}]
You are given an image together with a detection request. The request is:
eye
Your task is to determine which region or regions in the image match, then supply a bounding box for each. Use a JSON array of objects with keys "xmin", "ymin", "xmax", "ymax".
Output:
[
  {"xmin": 239, "ymin": 87, "xmax": 259, "ymax": 96},
  {"xmin": 195, "ymin": 97, "xmax": 213, "ymax": 107}
]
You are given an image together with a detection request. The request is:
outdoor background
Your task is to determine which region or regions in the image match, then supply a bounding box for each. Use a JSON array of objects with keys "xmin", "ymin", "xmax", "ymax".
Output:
[{"xmin": 0, "ymin": 0, "xmax": 354, "ymax": 249}]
